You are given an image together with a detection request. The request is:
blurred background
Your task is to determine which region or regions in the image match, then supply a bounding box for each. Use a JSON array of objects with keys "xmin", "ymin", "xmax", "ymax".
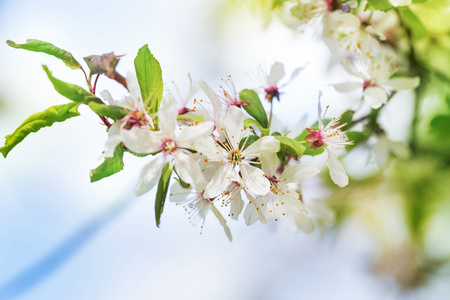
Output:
[{"xmin": 0, "ymin": 0, "xmax": 449, "ymax": 299}]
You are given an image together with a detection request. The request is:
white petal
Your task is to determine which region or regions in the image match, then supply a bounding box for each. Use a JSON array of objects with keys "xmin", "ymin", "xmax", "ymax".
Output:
[
  {"xmin": 100, "ymin": 90, "xmax": 114, "ymax": 105},
  {"xmin": 293, "ymin": 213, "xmax": 315, "ymax": 234},
  {"xmin": 195, "ymin": 137, "xmax": 226, "ymax": 161},
  {"xmin": 332, "ymin": 82, "xmax": 362, "ymax": 93},
  {"xmin": 340, "ymin": 60, "xmax": 364, "ymax": 78},
  {"xmin": 229, "ymin": 191, "xmax": 244, "ymax": 220},
  {"xmin": 325, "ymin": 147, "xmax": 349, "ymax": 187},
  {"xmin": 174, "ymin": 151, "xmax": 206, "ymax": 190},
  {"xmin": 243, "ymin": 202, "xmax": 259, "ymax": 226},
  {"xmin": 126, "ymin": 72, "xmax": 143, "ymax": 102},
  {"xmin": 203, "ymin": 163, "xmax": 236, "ymax": 199},
  {"xmin": 243, "ymin": 194, "xmax": 267, "ymax": 225},
  {"xmin": 121, "ymin": 127, "xmax": 161, "ymax": 154},
  {"xmin": 103, "ymin": 122, "xmax": 123, "ymax": 157},
  {"xmin": 176, "ymin": 121, "xmax": 213, "ymax": 148},
  {"xmin": 268, "ymin": 62, "xmax": 285, "ymax": 86},
  {"xmin": 209, "ymin": 203, "xmax": 232, "ymax": 241},
  {"xmin": 169, "ymin": 182, "xmax": 192, "ymax": 203},
  {"xmin": 240, "ymin": 163, "xmax": 270, "ymax": 196},
  {"xmin": 135, "ymin": 154, "xmax": 167, "ymax": 196},
  {"xmin": 364, "ymin": 86, "xmax": 388, "ymax": 109},
  {"xmin": 281, "ymin": 164, "xmax": 320, "ymax": 184},
  {"xmin": 223, "ymin": 106, "xmax": 245, "ymax": 148},
  {"xmin": 158, "ymin": 94, "xmax": 178, "ymax": 138},
  {"xmin": 242, "ymin": 136, "xmax": 280, "ymax": 157},
  {"xmin": 382, "ymin": 77, "xmax": 420, "ymax": 90},
  {"xmin": 199, "ymin": 81, "xmax": 222, "ymax": 118},
  {"xmin": 260, "ymin": 152, "xmax": 279, "ymax": 176}
]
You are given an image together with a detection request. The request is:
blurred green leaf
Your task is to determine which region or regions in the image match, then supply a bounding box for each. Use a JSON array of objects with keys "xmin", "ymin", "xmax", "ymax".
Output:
[
  {"xmin": 7, "ymin": 39, "xmax": 82, "ymax": 70},
  {"xmin": 346, "ymin": 131, "xmax": 367, "ymax": 150},
  {"xmin": 244, "ymin": 118, "xmax": 270, "ymax": 136},
  {"xmin": 239, "ymin": 134, "xmax": 259, "ymax": 151},
  {"xmin": 272, "ymin": 0, "xmax": 289, "ymax": 9},
  {"xmin": 365, "ymin": 0, "xmax": 393, "ymax": 11},
  {"xmin": 42, "ymin": 65, "xmax": 102, "ymax": 104},
  {"xmin": 88, "ymin": 102, "xmax": 128, "ymax": 121},
  {"xmin": 0, "ymin": 102, "xmax": 81, "ymax": 158},
  {"xmin": 430, "ymin": 115, "xmax": 450, "ymax": 139},
  {"xmin": 275, "ymin": 136, "xmax": 306, "ymax": 157},
  {"xmin": 155, "ymin": 162, "xmax": 173, "ymax": 227},
  {"xmin": 398, "ymin": 7, "xmax": 427, "ymax": 40},
  {"xmin": 176, "ymin": 114, "xmax": 205, "ymax": 122},
  {"xmin": 340, "ymin": 110, "xmax": 355, "ymax": 131},
  {"xmin": 240, "ymin": 89, "xmax": 269, "ymax": 128},
  {"xmin": 90, "ymin": 145, "xmax": 124, "ymax": 182},
  {"xmin": 134, "ymin": 44, "xmax": 163, "ymax": 117}
]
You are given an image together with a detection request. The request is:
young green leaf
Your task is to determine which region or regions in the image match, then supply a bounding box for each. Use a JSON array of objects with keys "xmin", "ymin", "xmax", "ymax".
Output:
[
  {"xmin": 42, "ymin": 65, "xmax": 102, "ymax": 104},
  {"xmin": 7, "ymin": 39, "xmax": 82, "ymax": 70},
  {"xmin": 155, "ymin": 162, "xmax": 173, "ymax": 227},
  {"xmin": 340, "ymin": 110, "xmax": 355, "ymax": 131},
  {"xmin": 0, "ymin": 102, "xmax": 82, "ymax": 158},
  {"xmin": 275, "ymin": 136, "xmax": 306, "ymax": 157},
  {"xmin": 244, "ymin": 118, "xmax": 270, "ymax": 136},
  {"xmin": 239, "ymin": 135, "xmax": 259, "ymax": 151},
  {"xmin": 88, "ymin": 102, "xmax": 128, "ymax": 121},
  {"xmin": 90, "ymin": 145, "xmax": 125, "ymax": 182},
  {"xmin": 365, "ymin": 0, "xmax": 393, "ymax": 11},
  {"xmin": 397, "ymin": 7, "xmax": 427, "ymax": 40},
  {"xmin": 134, "ymin": 44, "xmax": 163, "ymax": 116},
  {"xmin": 295, "ymin": 126, "xmax": 325, "ymax": 156},
  {"xmin": 176, "ymin": 114, "xmax": 205, "ymax": 123},
  {"xmin": 240, "ymin": 89, "xmax": 269, "ymax": 128}
]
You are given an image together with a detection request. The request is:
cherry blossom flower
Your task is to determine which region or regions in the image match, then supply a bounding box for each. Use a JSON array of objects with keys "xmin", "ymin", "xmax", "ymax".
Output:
[
  {"xmin": 305, "ymin": 92, "xmax": 352, "ymax": 187},
  {"xmin": 123, "ymin": 94, "xmax": 214, "ymax": 195},
  {"xmin": 333, "ymin": 57, "xmax": 420, "ymax": 108},
  {"xmin": 250, "ymin": 61, "xmax": 304, "ymax": 102},
  {"xmin": 196, "ymin": 106, "xmax": 280, "ymax": 198},
  {"xmin": 243, "ymin": 153, "xmax": 320, "ymax": 232}
]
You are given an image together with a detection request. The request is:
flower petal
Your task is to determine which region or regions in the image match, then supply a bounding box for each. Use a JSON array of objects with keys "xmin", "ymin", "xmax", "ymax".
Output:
[
  {"xmin": 209, "ymin": 203, "xmax": 232, "ymax": 241},
  {"xmin": 260, "ymin": 152, "xmax": 279, "ymax": 176},
  {"xmin": 332, "ymin": 82, "xmax": 362, "ymax": 93},
  {"xmin": 242, "ymin": 136, "xmax": 280, "ymax": 157},
  {"xmin": 177, "ymin": 121, "xmax": 213, "ymax": 148},
  {"xmin": 382, "ymin": 77, "xmax": 420, "ymax": 90},
  {"xmin": 229, "ymin": 190, "xmax": 244, "ymax": 220},
  {"xmin": 174, "ymin": 151, "xmax": 206, "ymax": 190},
  {"xmin": 121, "ymin": 127, "xmax": 161, "ymax": 154},
  {"xmin": 199, "ymin": 81, "xmax": 222, "ymax": 119},
  {"xmin": 203, "ymin": 163, "xmax": 237, "ymax": 199},
  {"xmin": 103, "ymin": 122, "xmax": 123, "ymax": 157},
  {"xmin": 135, "ymin": 154, "xmax": 166, "ymax": 196},
  {"xmin": 240, "ymin": 163, "xmax": 270, "ymax": 195},
  {"xmin": 196, "ymin": 137, "xmax": 227, "ymax": 161},
  {"xmin": 158, "ymin": 94, "xmax": 178, "ymax": 138},
  {"xmin": 268, "ymin": 61, "xmax": 285, "ymax": 86},
  {"xmin": 169, "ymin": 182, "xmax": 192, "ymax": 203},
  {"xmin": 364, "ymin": 86, "xmax": 388, "ymax": 109},
  {"xmin": 224, "ymin": 106, "xmax": 245, "ymax": 148},
  {"xmin": 325, "ymin": 147, "xmax": 349, "ymax": 187},
  {"xmin": 293, "ymin": 213, "xmax": 315, "ymax": 234},
  {"xmin": 280, "ymin": 164, "xmax": 320, "ymax": 184}
]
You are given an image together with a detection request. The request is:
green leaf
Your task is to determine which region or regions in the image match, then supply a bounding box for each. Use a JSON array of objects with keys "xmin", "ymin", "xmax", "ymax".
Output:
[
  {"xmin": 240, "ymin": 89, "xmax": 269, "ymax": 128},
  {"xmin": 42, "ymin": 65, "xmax": 102, "ymax": 104},
  {"xmin": 430, "ymin": 115, "xmax": 450, "ymax": 140},
  {"xmin": 275, "ymin": 136, "xmax": 306, "ymax": 157},
  {"xmin": 176, "ymin": 114, "xmax": 205, "ymax": 122},
  {"xmin": 88, "ymin": 102, "xmax": 128, "ymax": 121},
  {"xmin": 0, "ymin": 102, "xmax": 82, "ymax": 158},
  {"xmin": 134, "ymin": 44, "xmax": 163, "ymax": 116},
  {"xmin": 7, "ymin": 39, "xmax": 82, "ymax": 70},
  {"xmin": 346, "ymin": 131, "xmax": 367, "ymax": 150},
  {"xmin": 239, "ymin": 135, "xmax": 259, "ymax": 151},
  {"xmin": 397, "ymin": 7, "xmax": 427, "ymax": 40},
  {"xmin": 90, "ymin": 145, "xmax": 125, "ymax": 182},
  {"xmin": 155, "ymin": 162, "xmax": 173, "ymax": 227},
  {"xmin": 365, "ymin": 0, "xmax": 393, "ymax": 11},
  {"xmin": 340, "ymin": 110, "xmax": 355, "ymax": 131},
  {"xmin": 244, "ymin": 118, "xmax": 270, "ymax": 136},
  {"xmin": 272, "ymin": 0, "xmax": 289, "ymax": 9}
]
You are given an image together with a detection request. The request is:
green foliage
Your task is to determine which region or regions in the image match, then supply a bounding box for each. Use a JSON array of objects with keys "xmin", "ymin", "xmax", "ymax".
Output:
[
  {"xmin": 274, "ymin": 136, "xmax": 306, "ymax": 157},
  {"xmin": 42, "ymin": 65, "xmax": 102, "ymax": 104},
  {"xmin": 134, "ymin": 44, "xmax": 163, "ymax": 117},
  {"xmin": 7, "ymin": 39, "xmax": 82, "ymax": 70},
  {"xmin": 90, "ymin": 145, "xmax": 125, "ymax": 182},
  {"xmin": 272, "ymin": 0, "xmax": 289, "ymax": 9},
  {"xmin": 346, "ymin": 131, "xmax": 367, "ymax": 150},
  {"xmin": 155, "ymin": 162, "xmax": 173, "ymax": 227},
  {"xmin": 365, "ymin": 0, "xmax": 393, "ymax": 11},
  {"xmin": 244, "ymin": 118, "xmax": 270, "ymax": 136},
  {"xmin": 397, "ymin": 7, "xmax": 427, "ymax": 40},
  {"xmin": 239, "ymin": 135, "xmax": 259, "ymax": 151},
  {"xmin": 176, "ymin": 114, "xmax": 205, "ymax": 122},
  {"xmin": 88, "ymin": 102, "xmax": 128, "ymax": 121},
  {"xmin": 340, "ymin": 110, "xmax": 355, "ymax": 131},
  {"xmin": 430, "ymin": 115, "xmax": 450, "ymax": 140},
  {"xmin": 0, "ymin": 102, "xmax": 82, "ymax": 158},
  {"xmin": 240, "ymin": 89, "xmax": 269, "ymax": 128}
]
